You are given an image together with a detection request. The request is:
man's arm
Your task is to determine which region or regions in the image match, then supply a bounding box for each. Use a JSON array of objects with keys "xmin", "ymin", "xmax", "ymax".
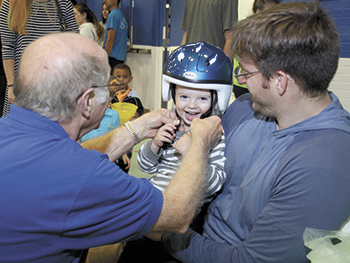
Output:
[
  {"xmin": 104, "ymin": 28, "xmax": 116, "ymax": 56},
  {"xmin": 162, "ymin": 140, "xmax": 350, "ymax": 263},
  {"xmin": 81, "ymin": 109, "xmax": 178, "ymax": 162},
  {"xmin": 223, "ymin": 30, "xmax": 233, "ymax": 61},
  {"xmin": 181, "ymin": 32, "xmax": 187, "ymax": 45},
  {"xmin": 150, "ymin": 116, "xmax": 223, "ymax": 234}
]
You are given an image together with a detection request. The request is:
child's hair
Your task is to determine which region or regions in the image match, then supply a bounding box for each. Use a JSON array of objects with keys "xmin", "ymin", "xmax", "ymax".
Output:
[
  {"xmin": 74, "ymin": 3, "xmax": 105, "ymax": 43},
  {"xmin": 113, "ymin": 64, "xmax": 132, "ymax": 77}
]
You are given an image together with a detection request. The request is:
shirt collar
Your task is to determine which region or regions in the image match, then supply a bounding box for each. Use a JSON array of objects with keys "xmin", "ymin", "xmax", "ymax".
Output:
[{"xmin": 5, "ymin": 105, "xmax": 70, "ymax": 139}]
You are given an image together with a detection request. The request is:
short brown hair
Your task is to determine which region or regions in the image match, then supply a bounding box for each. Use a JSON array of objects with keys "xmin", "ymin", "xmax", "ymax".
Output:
[
  {"xmin": 113, "ymin": 64, "xmax": 132, "ymax": 77},
  {"xmin": 231, "ymin": 1, "xmax": 340, "ymax": 97}
]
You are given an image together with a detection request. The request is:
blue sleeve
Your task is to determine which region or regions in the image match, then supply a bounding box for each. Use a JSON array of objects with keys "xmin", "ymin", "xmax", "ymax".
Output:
[
  {"xmin": 106, "ymin": 10, "xmax": 120, "ymax": 31},
  {"xmin": 61, "ymin": 156, "xmax": 163, "ymax": 249}
]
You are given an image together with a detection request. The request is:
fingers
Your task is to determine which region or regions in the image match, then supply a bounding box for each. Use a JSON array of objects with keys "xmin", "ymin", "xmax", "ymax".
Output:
[
  {"xmin": 155, "ymin": 124, "xmax": 177, "ymax": 146},
  {"xmin": 190, "ymin": 116, "xmax": 222, "ymax": 150},
  {"xmin": 157, "ymin": 109, "xmax": 178, "ymax": 125},
  {"xmin": 133, "ymin": 109, "xmax": 180, "ymax": 141}
]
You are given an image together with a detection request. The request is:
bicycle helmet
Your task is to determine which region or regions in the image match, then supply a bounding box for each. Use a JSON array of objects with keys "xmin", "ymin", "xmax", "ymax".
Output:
[{"xmin": 163, "ymin": 41, "xmax": 233, "ymax": 113}]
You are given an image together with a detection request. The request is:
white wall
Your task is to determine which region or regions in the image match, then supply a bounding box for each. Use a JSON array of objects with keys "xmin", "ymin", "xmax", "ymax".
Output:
[
  {"xmin": 125, "ymin": 47, "xmax": 164, "ymax": 112},
  {"xmin": 329, "ymin": 58, "xmax": 350, "ymax": 111},
  {"xmin": 124, "ymin": 0, "xmax": 350, "ymax": 112}
]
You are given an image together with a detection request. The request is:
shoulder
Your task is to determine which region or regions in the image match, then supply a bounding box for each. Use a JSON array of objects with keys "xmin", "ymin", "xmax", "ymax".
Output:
[{"xmin": 222, "ymin": 93, "xmax": 255, "ymax": 133}]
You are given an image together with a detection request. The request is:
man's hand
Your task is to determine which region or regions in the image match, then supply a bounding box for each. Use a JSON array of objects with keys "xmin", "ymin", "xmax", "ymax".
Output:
[
  {"xmin": 190, "ymin": 116, "xmax": 222, "ymax": 151},
  {"xmin": 132, "ymin": 109, "xmax": 178, "ymax": 140}
]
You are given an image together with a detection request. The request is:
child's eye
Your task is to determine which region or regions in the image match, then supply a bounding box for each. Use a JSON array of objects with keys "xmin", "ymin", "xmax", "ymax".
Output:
[
  {"xmin": 199, "ymin": 97, "xmax": 209, "ymax": 101},
  {"xmin": 179, "ymin": 95, "xmax": 188, "ymax": 99}
]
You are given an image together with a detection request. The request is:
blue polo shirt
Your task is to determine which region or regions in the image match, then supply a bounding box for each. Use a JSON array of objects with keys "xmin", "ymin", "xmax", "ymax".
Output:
[{"xmin": 0, "ymin": 105, "xmax": 163, "ymax": 263}]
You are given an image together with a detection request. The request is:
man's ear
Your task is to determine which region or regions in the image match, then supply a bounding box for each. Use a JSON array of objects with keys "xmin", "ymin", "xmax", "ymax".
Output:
[
  {"xmin": 77, "ymin": 88, "xmax": 94, "ymax": 119},
  {"xmin": 275, "ymin": 70, "xmax": 289, "ymax": 96}
]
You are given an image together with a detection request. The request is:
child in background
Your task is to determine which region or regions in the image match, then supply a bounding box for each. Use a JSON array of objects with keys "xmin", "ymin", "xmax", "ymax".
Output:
[
  {"xmin": 111, "ymin": 64, "xmax": 144, "ymax": 118},
  {"xmin": 103, "ymin": 0, "xmax": 128, "ymax": 71},
  {"xmin": 119, "ymin": 42, "xmax": 233, "ymax": 263},
  {"xmin": 109, "ymin": 64, "xmax": 144, "ymax": 173}
]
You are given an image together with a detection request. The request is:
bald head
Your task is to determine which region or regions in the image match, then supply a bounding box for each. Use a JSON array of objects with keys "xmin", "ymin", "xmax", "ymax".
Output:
[{"xmin": 14, "ymin": 33, "xmax": 110, "ymax": 122}]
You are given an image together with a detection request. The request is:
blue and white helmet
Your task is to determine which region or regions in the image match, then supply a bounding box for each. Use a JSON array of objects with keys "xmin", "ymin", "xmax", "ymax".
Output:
[{"xmin": 163, "ymin": 41, "xmax": 233, "ymax": 112}]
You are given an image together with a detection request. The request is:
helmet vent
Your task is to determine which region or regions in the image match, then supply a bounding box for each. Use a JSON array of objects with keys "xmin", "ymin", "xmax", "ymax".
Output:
[
  {"xmin": 177, "ymin": 52, "xmax": 185, "ymax": 63},
  {"xmin": 205, "ymin": 54, "xmax": 217, "ymax": 67}
]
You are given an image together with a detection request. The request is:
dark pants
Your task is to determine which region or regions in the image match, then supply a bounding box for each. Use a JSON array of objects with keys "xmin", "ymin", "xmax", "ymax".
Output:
[
  {"xmin": 109, "ymin": 57, "xmax": 124, "ymax": 75},
  {"xmin": 118, "ymin": 202, "xmax": 212, "ymax": 263}
]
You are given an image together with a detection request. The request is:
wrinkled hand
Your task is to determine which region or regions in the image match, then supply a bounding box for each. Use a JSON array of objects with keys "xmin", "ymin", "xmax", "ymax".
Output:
[
  {"xmin": 173, "ymin": 132, "xmax": 191, "ymax": 155},
  {"xmin": 151, "ymin": 123, "xmax": 177, "ymax": 153},
  {"xmin": 190, "ymin": 116, "xmax": 222, "ymax": 151},
  {"xmin": 131, "ymin": 109, "xmax": 178, "ymax": 140}
]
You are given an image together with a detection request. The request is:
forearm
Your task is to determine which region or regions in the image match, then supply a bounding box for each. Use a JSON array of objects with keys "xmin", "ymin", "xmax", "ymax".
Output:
[
  {"xmin": 181, "ymin": 32, "xmax": 187, "ymax": 45},
  {"xmin": 81, "ymin": 110, "xmax": 175, "ymax": 161},
  {"xmin": 104, "ymin": 29, "xmax": 115, "ymax": 56},
  {"xmin": 3, "ymin": 59, "xmax": 15, "ymax": 85},
  {"xmin": 223, "ymin": 30, "xmax": 234, "ymax": 61},
  {"xmin": 152, "ymin": 136, "xmax": 209, "ymax": 233},
  {"xmin": 81, "ymin": 125, "xmax": 134, "ymax": 161},
  {"xmin": 104, "ymin": 41, "xmax": 112, "ymax": 56}
]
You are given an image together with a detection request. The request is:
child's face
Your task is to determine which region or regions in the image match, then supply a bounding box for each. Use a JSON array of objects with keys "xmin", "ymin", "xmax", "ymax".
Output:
[
  {"xmin": 112, "ymin": 68, "xmax": 133, "ymax": 92},
  {"xmin": 175, "ymin": 86, "xmax": 212, "ymax": 130}
]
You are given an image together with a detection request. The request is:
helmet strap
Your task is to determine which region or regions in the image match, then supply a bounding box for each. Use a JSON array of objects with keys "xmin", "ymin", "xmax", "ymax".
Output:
[{"xmin": 201, "ymin": 90, "xmax": 217, "ymax": 119}]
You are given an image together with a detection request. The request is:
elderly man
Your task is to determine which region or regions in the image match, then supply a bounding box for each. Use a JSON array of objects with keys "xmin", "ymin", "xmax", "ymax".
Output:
[
  {"xmin": 162, "ymin": 2, "xmax": 350, "ymax": 263},
  {"xmin": 0, "ymin": 33, "xmax": 222, "ymax": 262}
]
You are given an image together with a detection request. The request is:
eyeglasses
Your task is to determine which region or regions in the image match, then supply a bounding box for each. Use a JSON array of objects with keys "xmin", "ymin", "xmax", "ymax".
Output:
[
  {"xmin": 75, "ymin": 76, "xmax": 121, "ymax": 101},
  {"xmin": 90, "ymin": 84, "xmax": 117, "ymax": 98},
  {"xmin": 234, "ymin": 66, "xmax": 260, "ymax": 79}
]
